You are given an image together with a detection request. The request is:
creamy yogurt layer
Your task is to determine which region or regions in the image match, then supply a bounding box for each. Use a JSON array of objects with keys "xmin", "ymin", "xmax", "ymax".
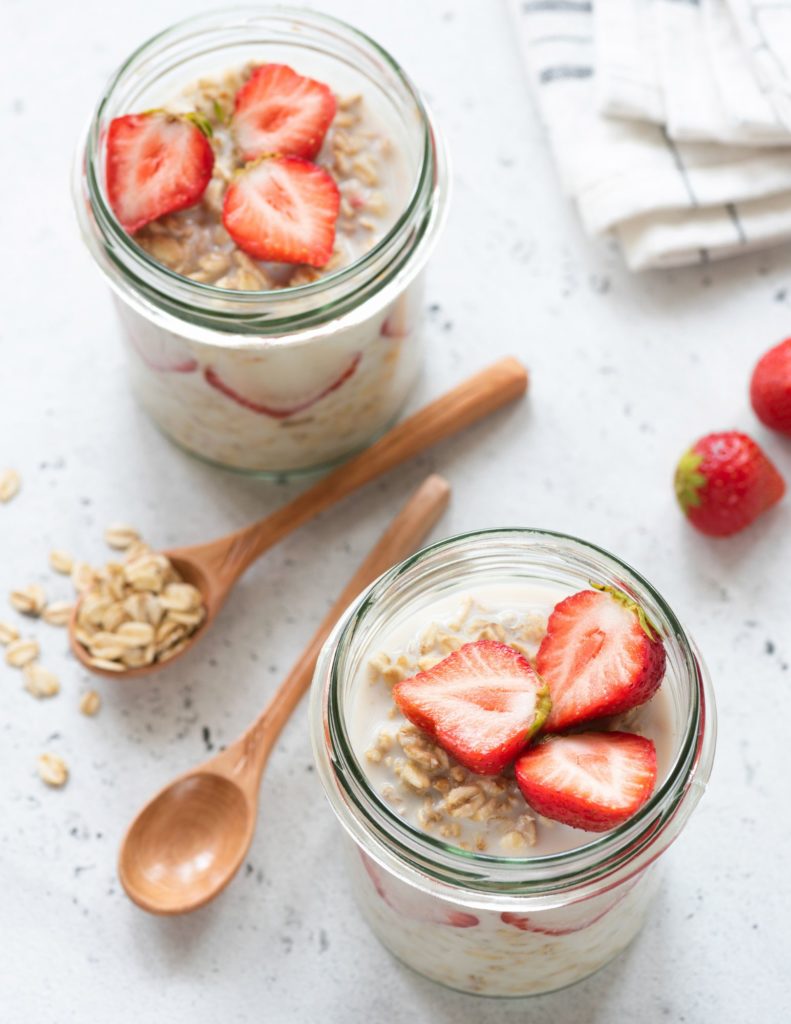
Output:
[
  {"xmin": 349, "ymin": 582, "xmax": 676, "ymax": 857},
  {"xmin": 94, "ymin": 50, "xmax": 434, "ymax": 475}
]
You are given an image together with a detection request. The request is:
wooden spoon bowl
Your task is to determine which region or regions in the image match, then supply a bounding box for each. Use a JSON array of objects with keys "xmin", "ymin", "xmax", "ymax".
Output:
[
  {"xmin": 121, "ymin": 773, "xmax": 251, "ymax": 914},
  {"xmin": 119, "ymin": 474, "xmax": 451, "ymax": 914}
]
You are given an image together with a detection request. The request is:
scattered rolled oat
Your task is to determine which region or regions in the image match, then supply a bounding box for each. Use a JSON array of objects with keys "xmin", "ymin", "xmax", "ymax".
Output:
[
  {"xmin": 71, "ymin": 561, "xmax": 98, "ymax": 593},
  {"xmin": 79, "ymin": 690, "xmax": 101, "ymax": 716},
  {"xmin": 42, "ymin": 600, "xmax": 74, "ymax": 627},
  {"xmin": 38, "ymin": 753, "xmax": 68, "ymax": 787},
  {"xmin": 0, "ymin": 468, "xmax": 20, "ymax": 503},
  {"xmin": 49, "ymin": 549, "xmax": 74, "ymax": 575},
  {"xmin": 104, "ymin": 523, "xmax": 141, "ymax": 550},
  {"xmin": 23, "ymin": 664, "xmax": 60, "ymax": 699},
  {"xmin": 73, "ymin": 539, "xmax": 206, "ymax": 670},
  {"xmin": 9, "ymin": 584, "xmax": 47, "ymax": 617},
  {"xmin": 0, "ymin": 620, "xmax": 20, "ymax": 645},
  {"xmin": 6, "ymin": 637, "xmax": 39, "ymax": 668}
]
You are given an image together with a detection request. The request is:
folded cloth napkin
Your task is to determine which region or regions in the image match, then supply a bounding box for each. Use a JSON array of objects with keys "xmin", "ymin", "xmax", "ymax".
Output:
[
  {"xmin": 507, "ymin": 0, "xmax": 791, "ymax": 269},
  {"xmin": 728, "ymin": 0, "xmax": 791, "ymax": 131},
  {"xmin": 595, "ymin": 0, "xmax": 789, "ymax": 146}
]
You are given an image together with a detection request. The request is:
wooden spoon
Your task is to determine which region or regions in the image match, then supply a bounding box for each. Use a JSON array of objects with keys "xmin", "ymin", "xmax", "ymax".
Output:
[
  {"xmin": 71, "ymin": 357, "xmax": 527, "ymax": 678},
  {"xmin": 117, "ymin": 473, "xmax": 451, "ymax": 914}
]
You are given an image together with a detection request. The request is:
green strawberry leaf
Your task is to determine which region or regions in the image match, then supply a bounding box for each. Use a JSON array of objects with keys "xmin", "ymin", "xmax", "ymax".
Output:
[
  {"xmin": 183, "ymin": 111, "xmax": 214, "ymax": 138},
  {"xmin": 675, "ymin": 449, "xmax": 707, "ymax": 514},
  {"xmin": 590, "ymin": 582, "xmax": 659, "ymax": 641}
]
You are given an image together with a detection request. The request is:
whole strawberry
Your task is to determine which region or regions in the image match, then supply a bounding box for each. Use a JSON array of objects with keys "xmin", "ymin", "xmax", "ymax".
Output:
[
  {"xmin": 674, "ymin": 431, "xmax": 785, "ymax": 536},
  {"xmin": 750, "ymin": 337, "xmax": 791, "ymax": 435}
]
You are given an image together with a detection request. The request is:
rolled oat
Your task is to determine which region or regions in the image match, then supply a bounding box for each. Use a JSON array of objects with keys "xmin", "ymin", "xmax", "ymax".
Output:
[
  {"xmin": 9, "ymin": 584, "xmax": 47, "ymax": 617},
  {"xmin": 49, "ymin": 550, "xmax": 74, "ymax": 575},
  {"xmin": 0, "ymin": 469, "xmax": 20, "ymax": 503},
  {"xmin": 42, "ymin": 601, "xmax": 74, "ymax": 627},
  {"xmin": 72, "ymin": 536, "xmax": 206, "ymax": 669},
  {"xmin": 0, "ymin": 620, "xmax": 20, "ymax": 645},
  {"xmin": 79, "ymin": 690, "xmax": 101, "ymax": 716},
  {"xmin": 6, "ymin": 637, "xmax": 39, "ymax": 668},
  {"xmin": 38, "ymin": 753, "xmax": 68, "ymax": 787},
  {"xmin": 104, "ymin": 523, "xmax": 141, "ymax": 550},
  {"xmin": 23, "ymin": 664, "xmax": 60, "ymax": 699}
]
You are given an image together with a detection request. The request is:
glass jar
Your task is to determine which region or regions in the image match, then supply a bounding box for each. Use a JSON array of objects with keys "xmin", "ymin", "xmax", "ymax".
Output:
[
  {"xmin": 310, "ymin": 529, "xmax": 716, "ymax": 997},
  {"xmin": 73, "ymin": 7, "xmax": 449, "ymax": 476}
]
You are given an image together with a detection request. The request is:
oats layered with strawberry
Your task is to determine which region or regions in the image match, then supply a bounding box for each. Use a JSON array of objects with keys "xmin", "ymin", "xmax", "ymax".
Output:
[
  {"xmin": 101, "ymin": 60, "xmax": 427, "ymax": 473},
  {"xmin": 107, "ymin": 63, "xmax": 404, "ymax": 287},
  {"xmin": 351, "ymin": 583, "xmax": 673, "ymax": 857},
  {"xmin": 345, "ymin": 582, "xmax": 677, "ymax": 994}
]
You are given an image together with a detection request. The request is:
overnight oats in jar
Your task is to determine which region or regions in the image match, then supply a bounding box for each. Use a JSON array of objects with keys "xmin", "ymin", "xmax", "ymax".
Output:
[
  {"xmin": 74, "ymin": 7, "xmax": 448, "ymax": 475},
  {"xmin": 310, "ymin": 530, "xmax": 716, "ymax": 996}
]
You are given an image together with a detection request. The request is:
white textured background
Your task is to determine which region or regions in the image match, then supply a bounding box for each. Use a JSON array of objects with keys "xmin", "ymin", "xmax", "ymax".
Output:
[{"xmin": 2, "ymin": 1, "xmax": 790, "ymax": 1020}]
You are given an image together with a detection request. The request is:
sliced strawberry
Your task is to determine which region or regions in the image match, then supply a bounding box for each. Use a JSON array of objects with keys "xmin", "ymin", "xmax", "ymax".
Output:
[
  {"xmin": 203, "ymin": 351, "xmax": 360, "ymax": 418},
  {"xmin": 392, "ymin": 640, "xmax": 551, "ymax": 775},
  {"xmin": 536, "ymin": 588, "xmax": 665, "ymax": 733},
  {"xmin": 115, "ymin": 301, "xmax": 198, "ymax": 373},
  {"xmin": 125, "ymin": 324, "xmax": 198, "ymax": 373},
  {"xmin": 106, "ymin": 113, "xmax": 214, "ymax": 233},
  {"xmin": 500, "ymin": 878, "xmax": 638, "ymax": 934},
  {"xmin": 515, "ymin": 731, "xmax": 657, "ymax": 832},
  {"xmin": 232, "ymin": 64, "xmax": 336, "ymax": 162},
  {"xmin": 381, "ymin": 294, "xmax": 413, "ymax": 339},
  {"xmin": 360, "ymin": 852, "xmax": 478, "ymax": 928},
  {"xmin": 222, "ymin": 156, "xmax": 339, "ymax": 266}
]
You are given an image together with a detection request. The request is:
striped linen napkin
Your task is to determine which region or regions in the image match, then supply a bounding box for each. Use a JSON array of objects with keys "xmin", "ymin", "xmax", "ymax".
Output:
[{"xmin": 508, "ymin": 0, "xmax": 791, "ymax": 269}]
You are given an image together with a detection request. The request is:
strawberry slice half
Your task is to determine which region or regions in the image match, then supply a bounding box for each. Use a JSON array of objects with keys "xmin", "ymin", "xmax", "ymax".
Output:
[
  {"xmin": 232, "ymin": 63, "xmax": 337, "ymax": 162},
  {"xmin": 392, "ymin": 640, "xmax": 552, "ymax": 775},
  {"xmin": 536, "ymin": 588, "xmax": 666, "ymax": 733},
  {"xmin": 106, "ymin": 113, "xmax": 214, "ymax": 233},
  {"xmin": 203, "ymin": 351, "xmax": 360, "ymax": 418},
  {"xmin": 222, "ymin": 156, "xmax": 340, "ymax": 266},
  {"xmin": 500, "ymin": 878, "xmax": 638, "ymax": 934},
  {"xmin": 360, "ymin": 852, "xmax": 479, "ymax": 928},
  {"xmin": 515, "ymin": 731, "xmax": 657, "ymax": 832}
]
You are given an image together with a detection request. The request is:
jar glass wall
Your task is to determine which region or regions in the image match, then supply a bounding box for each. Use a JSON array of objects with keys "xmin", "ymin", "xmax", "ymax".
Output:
[
  {"xmin": 73, "ymin": 7, "xmax": 449, "ymax": 475},
  {"xmin": 310, "ymin": 529, "xmax": 716, "ymax": 996}
]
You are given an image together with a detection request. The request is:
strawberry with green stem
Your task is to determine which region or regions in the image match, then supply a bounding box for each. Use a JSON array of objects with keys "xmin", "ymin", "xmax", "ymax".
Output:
[
  {"xmin": 674, "ymin": 431, "xmax": 785, "ymax": 537},
  {"xmin": 536, "ymin": 587, "xmax": 666, "ymax": 733}
]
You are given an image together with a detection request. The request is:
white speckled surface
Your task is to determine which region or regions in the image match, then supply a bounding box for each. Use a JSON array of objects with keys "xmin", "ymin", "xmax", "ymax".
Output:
[{"xmin": 3, "ymin": 1, "xmax": 790, "ymax": 1020}]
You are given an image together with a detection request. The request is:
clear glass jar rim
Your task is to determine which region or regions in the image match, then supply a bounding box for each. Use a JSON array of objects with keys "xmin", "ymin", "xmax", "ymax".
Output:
[
  {"xmin": 311, "ymin": 528, "xmax": 717, "ymax": 904},
  {"xmin": 75, "ymin": 5, "xmax": 448, "ymax": 334}
]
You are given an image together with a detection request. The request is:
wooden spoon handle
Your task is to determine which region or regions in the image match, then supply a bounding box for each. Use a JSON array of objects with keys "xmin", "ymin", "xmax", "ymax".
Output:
[
  {"xmin": 209, "ymin": 358, "xmax": 527, "ymax": 586},
  {"xmin": 228, "ymin": 474, "xmax": 451, "ymax": 788}
]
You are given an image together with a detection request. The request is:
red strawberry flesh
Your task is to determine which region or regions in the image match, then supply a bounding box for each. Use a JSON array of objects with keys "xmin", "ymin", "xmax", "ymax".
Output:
[
  {"xmin": 392, "ymin": 639, "xmax": 552, "ymax": 775},
  {"xmin": 515, "ymin": 731, "xmax": 657, "ymax": 832},
  {"xmin": 536, "ymin": 589, "xmax": 665, "ymax": 733},
  {"xmin": 360, "ymin": 852, "xmax": 479, "ymax": 928},
  {"xmin": 203, "ymin": 352, "xmax": 360, "ymax": 418},
  {"xmin": 222, "ymin": 156, "xmax": 339, "ymax": 266},
  {"xmin": 232, "ymin": 63, "xmax": 337, "ymax": 162},
  {"xmin": 674, "ymin": 431, "xmax": 785, "ymax": 537},
  {"xmin": 106, "ymin": 113, "xmax": 214, "ymax": 233},
  {"xmin": 751, "ymin": 338, "xmax": 791, "ymax": 435}
]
